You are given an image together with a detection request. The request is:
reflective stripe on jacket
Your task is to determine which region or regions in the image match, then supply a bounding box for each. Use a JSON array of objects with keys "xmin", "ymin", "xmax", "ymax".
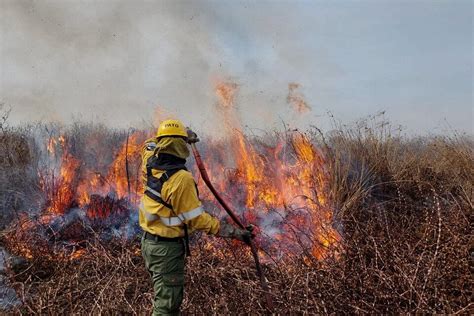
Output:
[{"xmin": 139, "ymin": 138, "xmax": 220, "ymax": 238}]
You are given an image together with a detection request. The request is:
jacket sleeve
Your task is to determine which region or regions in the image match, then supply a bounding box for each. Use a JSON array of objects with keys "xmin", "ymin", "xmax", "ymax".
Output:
[{"xmin": 170, "ymin": 173, "xmax": 220, "ymax": 235}]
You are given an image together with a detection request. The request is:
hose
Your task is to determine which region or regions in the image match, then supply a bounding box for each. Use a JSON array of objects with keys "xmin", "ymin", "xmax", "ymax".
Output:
[{"xmin": 191, "ymin": 143, "xmax": 274, "ymax": 312}]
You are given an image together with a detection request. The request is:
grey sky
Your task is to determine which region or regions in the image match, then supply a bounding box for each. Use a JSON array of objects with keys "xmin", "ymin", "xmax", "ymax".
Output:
[{"xmin": 1, "ymin": 0, "xmax": 472, "ymax": 135}]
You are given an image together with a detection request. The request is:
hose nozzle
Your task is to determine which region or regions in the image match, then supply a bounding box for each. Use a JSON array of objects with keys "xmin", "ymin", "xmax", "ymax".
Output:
[{"xmin": 186, "ymin": 128, "xmax": 200, "ymax": 144}]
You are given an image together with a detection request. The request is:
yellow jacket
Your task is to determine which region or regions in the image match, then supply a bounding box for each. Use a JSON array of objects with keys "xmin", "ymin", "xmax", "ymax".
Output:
[{"xmin": 139, "ymin": 138, "xmax": 220, "ymax": 238}]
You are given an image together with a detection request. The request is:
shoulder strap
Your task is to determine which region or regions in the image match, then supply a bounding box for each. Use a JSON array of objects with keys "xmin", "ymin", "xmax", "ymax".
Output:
[
  {"xmin": 145, "ymin": 164, "xmax": 187, "ymax": 210},
  {"xmin": 144, "ymin": 157, "xmax": 193, "ymax": 256}
]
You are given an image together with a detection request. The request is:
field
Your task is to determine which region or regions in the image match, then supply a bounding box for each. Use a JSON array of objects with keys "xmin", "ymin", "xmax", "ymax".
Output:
[{"xmin": 0, "ymin": 108, "xmax": 472, "ymax": 314}]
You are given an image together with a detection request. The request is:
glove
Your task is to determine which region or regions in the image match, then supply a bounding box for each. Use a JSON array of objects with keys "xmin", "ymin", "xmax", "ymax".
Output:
[
  {"xmin": 186, "ymin": 128, "xmax": 199, "ymax": 144},
  {"xmin": 218, "ymin": 222, "xmax": 254, "ymax": 242}
]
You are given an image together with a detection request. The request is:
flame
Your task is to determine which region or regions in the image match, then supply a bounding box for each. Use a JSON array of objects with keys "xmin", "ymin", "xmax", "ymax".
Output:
[
  {"xmin": 42, "ymin": 136, "xmax": 80, "ymax": 214},
  {"xmin": 47, "ymin": 137, "xmax": 57, "ymax": 155},
  {"xmin": 287, "ymin": 83, "xmax": 311, "ymax": 113},
  {"xmin": 41, "ymin": 131, "xmax": 146, "ymax": 217},
  {"xmin": 70, "ymin": 249, "xmax": 86, "ymax": 260},
  {"xmin": 207, "ymin": 79, "xmax": 340, "ymax": 259},
  {"xmin": 105, "ymin": 131, "xmax": 144, "ymax": 200},
  {"xmin": 215, "ymin": 81, "xmax": 238, "ymax": 108},
  {"xmin": 23, "ymin": 80, "xmax": 339, "ymax": 262}
]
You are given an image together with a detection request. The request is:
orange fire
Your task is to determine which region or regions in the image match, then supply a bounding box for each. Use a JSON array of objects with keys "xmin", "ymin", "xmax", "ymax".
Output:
[
  {"xmin": 34, "ymin": 81, "xmax": 339, "ymax": 261},
  {"xmin": 104, "ymin": 131, "xmax": 144, "ymax": 203},
  {"xmin": 41, "ymin": 135, "xmax": 81, "ymax": 214},
  {"xmin": 208, "ymin": 80, "xmax": 340, "ymax": 259},
  {"xmin": 42, "ymin": 131, "xmax": 146, "ymax": 217},
  {"xmin": 287, "ymin": 83, "xmax": 311, "ymax": 113}
]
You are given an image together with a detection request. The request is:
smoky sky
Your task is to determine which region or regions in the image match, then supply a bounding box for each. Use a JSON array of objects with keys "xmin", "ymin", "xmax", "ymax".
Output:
[{"xmin": 1, "ymin": 0, "xmax": 472, "ymax": 135}]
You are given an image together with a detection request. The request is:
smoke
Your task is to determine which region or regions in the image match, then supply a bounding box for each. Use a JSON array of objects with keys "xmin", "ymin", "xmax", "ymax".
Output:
[
  {"xmin": 1, "ymin": 0, "xmax": 326, "ymax": 135},
  {"xmin": 2, "ymin": 1, "xmax": 473, "ymax": 135}
]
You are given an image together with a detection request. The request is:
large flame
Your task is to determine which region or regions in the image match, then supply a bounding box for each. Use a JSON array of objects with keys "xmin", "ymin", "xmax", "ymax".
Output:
[
  {"xmin": 29, "ymin": 81, "xmax": 339, "ymax": 261},
  {"xmin": 41, "ymin": 131, "xmax": 145, "ymax": 218},
  {"xmin": 41, "ymin": 135, "xmax": 80, "ymax": 214},
  {"xmin": 198, "ymin": 80, "xmax": 340, "ymax": 259}
]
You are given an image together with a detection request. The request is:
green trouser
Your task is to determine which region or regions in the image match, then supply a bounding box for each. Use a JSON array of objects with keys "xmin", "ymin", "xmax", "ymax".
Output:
[{"xmin": 141, "ymin": 235, "xmax": 185, "ymax": 316}]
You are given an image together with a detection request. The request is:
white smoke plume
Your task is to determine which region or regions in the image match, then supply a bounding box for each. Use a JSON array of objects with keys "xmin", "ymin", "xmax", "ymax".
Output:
[
  {"xmin": 1, "ymin": 0, "xmax": 324, "ymax": 135},
  {"xmin": 3, "ymin": 0, "xmax": 471, "ymax": 134}
]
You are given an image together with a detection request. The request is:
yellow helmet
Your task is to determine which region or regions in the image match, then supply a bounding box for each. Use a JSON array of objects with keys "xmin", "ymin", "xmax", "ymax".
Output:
[{"xmin": 156, "ymin": 119, "xmax": 188, "ymax": 138}]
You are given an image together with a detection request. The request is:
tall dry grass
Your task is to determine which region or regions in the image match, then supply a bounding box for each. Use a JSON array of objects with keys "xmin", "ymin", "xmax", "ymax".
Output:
[{"xmin": 0, "ymin": 112, "xmax": 472, "ymax": 314}]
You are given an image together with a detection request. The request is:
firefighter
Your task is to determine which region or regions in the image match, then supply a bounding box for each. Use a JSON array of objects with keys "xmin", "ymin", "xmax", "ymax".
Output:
[{"xmin": 139, "ymin": 119, "xmax": 252, "ymax": 315}]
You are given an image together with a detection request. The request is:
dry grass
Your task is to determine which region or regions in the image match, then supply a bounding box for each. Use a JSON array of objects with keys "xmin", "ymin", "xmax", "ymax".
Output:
[{"xmin": 0, "ymin": 113, "xmax": 472, "ymax": 314}]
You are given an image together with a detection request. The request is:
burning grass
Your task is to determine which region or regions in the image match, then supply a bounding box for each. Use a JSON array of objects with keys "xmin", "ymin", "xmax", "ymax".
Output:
[
  {"xmin": 1, "ymin": 195, "xmax": 470, "ymax": 315},
  {"xmin": 0, "ymin": 111, "xmax": 472, "ymax": 313}
]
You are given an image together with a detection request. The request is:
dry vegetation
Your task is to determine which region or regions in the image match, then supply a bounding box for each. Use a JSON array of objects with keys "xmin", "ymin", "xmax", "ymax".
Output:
[{"xmin": 0, "ymin": 110, "xmax": 472, "ymax": 314}]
